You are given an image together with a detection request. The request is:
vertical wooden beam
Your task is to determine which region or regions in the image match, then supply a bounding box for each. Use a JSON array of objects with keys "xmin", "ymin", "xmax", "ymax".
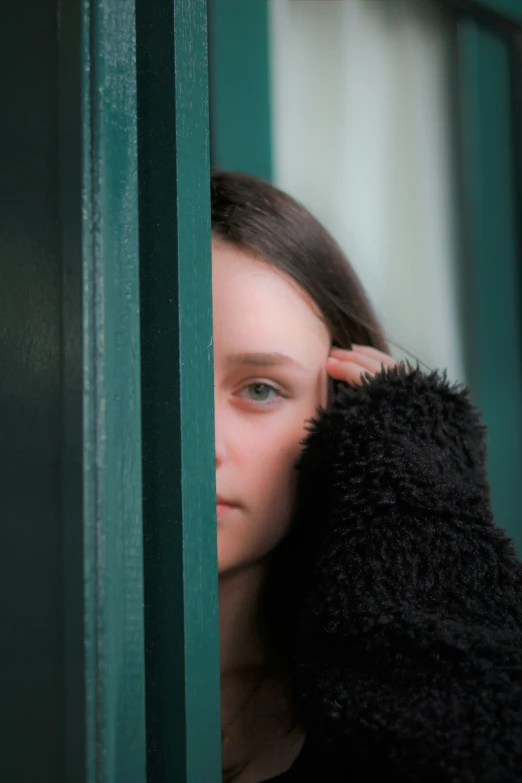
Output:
[
  {"xmin": 458, "ymin": 22, "xmax": 522, "ymax": 555},
  {"xmin": 208, "ymin": 0, "xmax": 273, "ymax": 179},
  {"xmin": 137, "ymin": 0, "xmax": 221, "ymax": 780},
  {"xmin": 0, "ymin": 0, "xmax": 66, "ymax": 778},
  {"xmin": 0, "ymin": 0, "xmax": 147, "ymax": 780},
  {"xmin": 80, "ymin": 0, "xmax": 147, "ymax": 779}
]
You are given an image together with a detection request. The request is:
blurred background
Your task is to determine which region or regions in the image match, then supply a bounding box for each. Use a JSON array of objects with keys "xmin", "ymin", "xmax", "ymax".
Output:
[{"xmin": 208, "ymin": 0, "xmax": 522, "ymax": 552}]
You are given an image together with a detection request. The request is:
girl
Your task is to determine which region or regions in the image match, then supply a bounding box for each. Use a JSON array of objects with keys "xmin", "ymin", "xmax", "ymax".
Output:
[{"xmin": 212, "ymin": 170, "xmax": 522, "ymax": 782}]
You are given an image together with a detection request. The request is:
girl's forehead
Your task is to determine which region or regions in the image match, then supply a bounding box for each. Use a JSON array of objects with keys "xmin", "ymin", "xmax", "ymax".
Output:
[{"xmin": 212, "ymin": 243, "xmax": 330, "ymax": 345}]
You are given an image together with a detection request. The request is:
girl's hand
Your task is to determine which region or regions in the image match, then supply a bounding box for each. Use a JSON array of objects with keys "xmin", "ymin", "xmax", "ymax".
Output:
[{"xmin": 327, "ymin": 344, "xmax": 399, "ymax": 387}]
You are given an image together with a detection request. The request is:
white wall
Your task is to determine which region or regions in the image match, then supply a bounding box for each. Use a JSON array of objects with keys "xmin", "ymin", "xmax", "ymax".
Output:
[{"xmin": 269, "ymin": 0, "xmax": 465, "ymax": 382}]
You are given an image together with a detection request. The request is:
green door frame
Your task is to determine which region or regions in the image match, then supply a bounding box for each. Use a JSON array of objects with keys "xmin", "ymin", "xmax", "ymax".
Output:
[
  {"xmin": 208, "ymin": 0, "xmax": 272, "ymax": 180},
  {"xmin": 449, "ymin": 4, "xmax": 522, "ymax": 555},
  {"xmin": 1, "ymin": 0, "xmax": 147, "ymax": 780},
  {"xmin": 137, "ymin": 0, "xmax": 221, "ymax": 781},
  {"xmin": 65, "ymin": 0, "xmax": 148, "ymax": 779}
]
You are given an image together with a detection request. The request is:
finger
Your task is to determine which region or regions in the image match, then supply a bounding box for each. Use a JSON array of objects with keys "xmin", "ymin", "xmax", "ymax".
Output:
[
  {"xmin": 350, "ymin": 344, "xmax": 398, "ymax": 368},
  {"xmin": 329, "ymin": 349, "xmax": 391, "ymax": 375},
  {"xmin": 327, "ymin": 357, "xmax": 379, "ymax": 386}
]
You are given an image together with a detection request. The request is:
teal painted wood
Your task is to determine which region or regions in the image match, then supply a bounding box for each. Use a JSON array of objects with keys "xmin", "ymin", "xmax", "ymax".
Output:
[
  {"xmin": 137, "ymin": 0, "xmax": 222, "ymax": 780},
  {"xmin": 471, "ymin": 0, "xmax": 522, "ymax": 24},
  {"xmin": 458, "ymin": 23, "xmax": 522, "ymax": 556},
  {"xmin": 438, "ymin": 0, "xmax": 522, "ymax": 26},
  {"xmin": 0, "ymin": 0, "xmax": 146, "ymax": 779},
  {"xmin": 0, "ymin": 0, "xmax": 67, "ymax": 779},
  {"xmin": 208, "ymin": 0, "xmax": 273, "ymax": 180},
  {"xmin": 59, "ymin": 0, "xmax": 87, "ymax": 780},
  {"xmin": 82, "ymin": 0, "xmax": 147, "ymax": 780}
]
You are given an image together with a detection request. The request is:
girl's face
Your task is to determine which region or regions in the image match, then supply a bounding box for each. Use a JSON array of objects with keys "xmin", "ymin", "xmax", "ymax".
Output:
[{"xmin": 212, "ymin": 239, "xmax": 331, "ymax": 576}]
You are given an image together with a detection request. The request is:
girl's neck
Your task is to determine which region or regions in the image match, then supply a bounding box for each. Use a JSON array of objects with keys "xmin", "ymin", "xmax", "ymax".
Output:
[
  {"xmin": 219, "ymin": 562, "xmax": 304, "ymax": 782},
  {"xmin": 219, "ymin": 561, "xmax": 270, "ymax": 678}
]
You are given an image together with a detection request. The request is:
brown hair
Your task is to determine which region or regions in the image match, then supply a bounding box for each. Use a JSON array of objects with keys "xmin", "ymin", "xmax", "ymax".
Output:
[
  {"xmin": 211, "ymin": 169, "xmax": 389, "ymax": 356},
  {"xmin": 211, "ymin": 170, "xmax": 389, "ymax": 779}
]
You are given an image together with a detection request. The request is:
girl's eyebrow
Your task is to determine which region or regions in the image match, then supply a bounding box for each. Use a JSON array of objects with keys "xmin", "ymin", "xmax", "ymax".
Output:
[{"xmin": 225, "ymin": 352, "xmax": 308, "ymax": 372}]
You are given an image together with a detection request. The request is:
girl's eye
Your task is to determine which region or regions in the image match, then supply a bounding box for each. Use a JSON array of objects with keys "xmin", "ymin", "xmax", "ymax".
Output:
[{"xmin": 237, "ymin": 382, "xmax": 284, "ymax": 406}]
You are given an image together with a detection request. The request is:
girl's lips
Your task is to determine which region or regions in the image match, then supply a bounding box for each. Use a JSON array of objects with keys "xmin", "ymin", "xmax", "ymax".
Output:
[
  {"xmin": 216, "ymin": 494, "xmax": 241, "ymax": 520},
  {"xmin": 216, "ymin": 494, "xmax": 238, "ymax": 506},
  {"xmin": 217, "ymin": 502, "xmax": 237, "ymax": 520}
]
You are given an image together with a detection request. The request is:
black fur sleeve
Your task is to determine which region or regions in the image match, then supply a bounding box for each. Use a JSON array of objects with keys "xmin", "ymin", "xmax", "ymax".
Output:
[{"xmin": 292, "ymin": 362, "xmax": 522, "ymax": 782}]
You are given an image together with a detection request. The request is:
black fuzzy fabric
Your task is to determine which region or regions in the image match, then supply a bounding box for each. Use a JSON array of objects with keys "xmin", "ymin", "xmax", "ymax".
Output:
[{"xmin": 290, "ymin": 362, "xmax": 522, "ymax": 782}]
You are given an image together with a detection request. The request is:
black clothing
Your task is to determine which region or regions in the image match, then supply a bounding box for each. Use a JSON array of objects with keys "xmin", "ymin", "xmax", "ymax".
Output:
[
  {"xmin": 274, "ymin": 363, "xmax": 522, "ymax": 782},
  {"xmin": 263, "ymin": 740, "xmax": 336, "ymax": 782}
]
